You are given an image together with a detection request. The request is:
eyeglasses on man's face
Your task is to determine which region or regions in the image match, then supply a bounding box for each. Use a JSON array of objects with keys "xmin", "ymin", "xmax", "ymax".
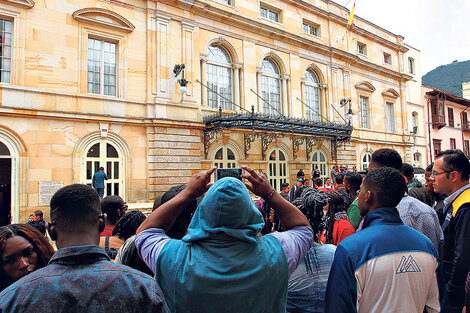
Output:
[{"xmin": 430, "ymin": 170, "xmax": 452, "ymax": 177}]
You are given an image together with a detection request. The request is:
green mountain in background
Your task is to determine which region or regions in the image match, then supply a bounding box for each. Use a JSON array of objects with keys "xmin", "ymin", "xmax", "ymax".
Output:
[{"xmin": 422, "ymin": 60, "xmax": 470, "ymax": 97}]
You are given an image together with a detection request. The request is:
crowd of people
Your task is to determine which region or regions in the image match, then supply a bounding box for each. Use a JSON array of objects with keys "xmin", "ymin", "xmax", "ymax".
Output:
[{"xmin": 0, "ymin": 148, "xmax": 468, "ymax": 313}]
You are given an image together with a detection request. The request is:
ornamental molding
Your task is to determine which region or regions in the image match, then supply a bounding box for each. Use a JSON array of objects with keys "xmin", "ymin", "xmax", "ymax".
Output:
[
  {"xmin": 354, "ymin": 81, "xmax": 376, "ymax": 93},
  {"xmin": 73, "ymin": 8, "xmax": 135, "ymax": 33},
  {"xmin": 0, "ymin": 0, "xmax": 34, "ymax": 9},
  {"xmin": 382, "ymin": 88, "xmax": 400, "ymax": 99}
]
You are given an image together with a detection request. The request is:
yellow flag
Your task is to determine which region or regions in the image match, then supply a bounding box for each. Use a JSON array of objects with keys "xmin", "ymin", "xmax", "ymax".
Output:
[{"xmin": 347, "ymin": 0, "xmax": 356, "ymax": 30}]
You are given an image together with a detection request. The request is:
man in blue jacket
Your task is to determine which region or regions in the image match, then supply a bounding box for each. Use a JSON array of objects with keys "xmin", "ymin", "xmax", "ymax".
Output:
[
  {"xmin": 92, "ymin": 166, "xmax": 108, "ymax": 198},
  {"xmin": 325, "ymin": 167, "xmax": 446, "ymax": 313}
]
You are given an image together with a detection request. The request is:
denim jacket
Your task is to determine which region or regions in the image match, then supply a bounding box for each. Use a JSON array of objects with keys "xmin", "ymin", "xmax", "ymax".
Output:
[
  {"xmin": 0, "ymin": 245, "xmax": 166, "ymax": 313},
  {"xmin": 287, "ymin": 243, "xmax": 336, "ymax": 313}
]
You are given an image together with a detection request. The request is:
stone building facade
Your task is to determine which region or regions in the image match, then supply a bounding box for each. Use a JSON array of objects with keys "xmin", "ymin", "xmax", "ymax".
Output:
[{"xmin": 0, "ymin": 0, "xmax": 415, "ymax": 224}]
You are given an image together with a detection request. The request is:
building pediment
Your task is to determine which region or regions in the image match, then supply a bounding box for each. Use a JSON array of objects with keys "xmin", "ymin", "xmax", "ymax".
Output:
[
  {"xmin": 72, "ymin": 8, "xmax": 135, "ymax": 33},
  {"xmin": 0, "ymin": 0, "xmax": 35, "ymax": 9},
  {"xmin": 354, "ymin": 81, "xmax": 376, "ymax": 93},
  {"xmin": 382, "ymin": 88, "xmax": 400, "ymax": 99}
]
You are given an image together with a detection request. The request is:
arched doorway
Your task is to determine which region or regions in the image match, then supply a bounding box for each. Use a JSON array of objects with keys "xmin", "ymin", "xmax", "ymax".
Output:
[
  {"xmin": 362, "ymin": 152, "xmax": 372, "ymax": 171},
  {"xmin": 0, "ymin": 141, "xmax": 11, "ymax": 226},
  {"xmin": 268, "ymin": 149, "xmax": 288, "ymax": 192},
  {"xmin": 84, "ymin": 141, "xmax": 124, "ymax": 198}
]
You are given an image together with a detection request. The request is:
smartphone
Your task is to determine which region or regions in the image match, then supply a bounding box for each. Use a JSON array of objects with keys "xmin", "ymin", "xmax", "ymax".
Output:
[{"xmin": 215, "ymin": 168, "xmax": 243, "ymax": 181}]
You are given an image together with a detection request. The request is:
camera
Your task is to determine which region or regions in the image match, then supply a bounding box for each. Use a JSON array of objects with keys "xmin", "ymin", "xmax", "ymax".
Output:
[{"xmin": 215, "ymin": 168, "xmax": 243, "ymax": 181}]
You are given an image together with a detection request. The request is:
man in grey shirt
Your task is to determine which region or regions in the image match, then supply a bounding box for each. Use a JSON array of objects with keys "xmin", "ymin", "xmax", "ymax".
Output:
[{"xmin": 368, "ymin": 149, "xmax": 444, "ymax": 253}]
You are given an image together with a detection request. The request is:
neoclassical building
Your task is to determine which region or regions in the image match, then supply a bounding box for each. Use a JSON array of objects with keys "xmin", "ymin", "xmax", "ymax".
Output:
[{"xmin": 0, "ymin": 0, "xmax": 416, "ymax": 223}]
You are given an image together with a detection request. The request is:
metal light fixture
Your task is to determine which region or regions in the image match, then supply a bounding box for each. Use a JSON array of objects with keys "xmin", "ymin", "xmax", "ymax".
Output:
[
  {"xmin": 173, "ymin": 64, "xmax": 190, "ymax": 94},
  {"xmin": 340, "ymin": 98, "xmax": 354, "ymax": 125}
]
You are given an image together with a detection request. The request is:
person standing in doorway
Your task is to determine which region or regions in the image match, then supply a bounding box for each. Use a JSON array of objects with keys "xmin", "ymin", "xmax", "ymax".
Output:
[{"xmin": 92, "ymin": 166, "xmax": 108, "ymax": 199}]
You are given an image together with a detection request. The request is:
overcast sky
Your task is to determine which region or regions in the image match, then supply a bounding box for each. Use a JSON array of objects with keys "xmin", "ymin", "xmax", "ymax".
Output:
[{"xmin": 342, "ymin": 0, "xmax": 470, "ymax": 76}]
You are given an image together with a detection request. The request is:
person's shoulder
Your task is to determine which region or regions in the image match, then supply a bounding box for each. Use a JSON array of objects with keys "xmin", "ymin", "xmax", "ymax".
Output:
[{"xmin": 399, "ymin": 195, "xmax": 434, "ymax": 214}]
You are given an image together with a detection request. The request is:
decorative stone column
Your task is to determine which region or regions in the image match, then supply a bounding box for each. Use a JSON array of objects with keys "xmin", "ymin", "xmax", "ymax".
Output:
[
  {"xmin": 200, "ymin": 53, "xmax": 208, "ymax": 107},
  {"xmin": 256, "ymin": 66, "xmax": 263, "ymax": 113},
  {"xmin": 282, "ymin": 74, "xmax": 289, "ymax": 116},
  {"xmin": 233, "ymin": 62, "xmax": 242, "ymax": 110}
]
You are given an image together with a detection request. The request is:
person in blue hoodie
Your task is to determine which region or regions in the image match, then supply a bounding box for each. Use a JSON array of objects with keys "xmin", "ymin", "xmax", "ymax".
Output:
[
  {"xmin": 325, "ymin": 167, "xmax": 446, "ymax": 313},
  {"xmin": 136, "ymin": 166, "xmax": 313, "ymax": 313}
]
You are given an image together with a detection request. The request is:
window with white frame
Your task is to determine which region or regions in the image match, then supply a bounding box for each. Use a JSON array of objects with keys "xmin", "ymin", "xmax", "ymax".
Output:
[
  {"xmin": 261, "ymin": 59, "xmax": 282, "ymax": 115},
  {"xmin": 0, "ymin": 19, "xmax": 12, "ymax": 83},
  {"xmin": 311, "ymin": 150, "xmax": 327, "ymax": 178},
  {"xmin": 304, "ymin": 70, "xmax": 321, "ymax": 121},
  {"xmin": 216, "ymin": 0, "xmax": 231, "ymax": 5},
  {"xmin": 385, "ymin": 102, "xmax": 395, "ymax": 132},
  {"xmin": 357, "ymin": 42, "xmax": 367, "ymax": 55},
  {"xmin": 213, "ymin": 146, "xmax": 237, "ymax": 169},
  {"xmin": 362, "ymin": 152, "xmax": 372, "ymax": 170},
  {"xmin": 412, "ymin": 112, "xmax": 418, "ymax": 134},
  {"xmin": 302, "ymin": 20, "xmax": 320, "ymax": 37},
  {"xmin": 408, "ymin": 57, "xmax": 415, "ymax": 74},
  {"xmin": 207, "ymin": 45, "xmax": 233, "ymax": 110},
  {"xmin": 360, "ymin": 96, "xmax": 370, "ymax": 128},
  {"xmin": 88, "ymin": 38, "xmax": 117, "ymax": 96},
  {"xmin": 413, "ymin": 152, "xmax": 421, "ymax": 165},
  {"xmin": 85, "ymin": 141, "xmax": 124, "ymax": 197},
  {"xmin": 383, "ymin": 52, "xmax": 392, "ymax": 65},
  {"xmin": 260, "ymin": 5, "xmax": 280, "ymax": 22},
  {"xmin": 268, "ymin": 149, "xmax": 288, "ymax": 192}
]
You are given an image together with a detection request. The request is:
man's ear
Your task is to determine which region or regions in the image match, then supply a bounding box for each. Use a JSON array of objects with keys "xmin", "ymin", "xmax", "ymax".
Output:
[
  {"xmin": 47, "ymin": 221, "xmax": 57, "ymax": 241},
  {"xmin": 98, "ymin": 213, "xmax": 106, "ymax": 233},
  {"xmin": 365, "ymin": 190, "xmax": 373, "ymax": 203}
]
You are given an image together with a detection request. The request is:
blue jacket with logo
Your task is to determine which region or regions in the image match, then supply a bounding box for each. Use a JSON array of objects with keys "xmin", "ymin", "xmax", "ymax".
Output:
[{"xmin": 325, "ymin": 207, "xmax": 446, "ymax": 313}]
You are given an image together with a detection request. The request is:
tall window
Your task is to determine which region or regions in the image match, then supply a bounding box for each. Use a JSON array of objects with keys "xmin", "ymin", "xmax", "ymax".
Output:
[
  {"xmin": 462, "ymin": 112, "xmax": 468, "ymax": 129},
  {"xmin": 88, "ymin": 38, "xmax": 117, "ymax": 96},
  {"xmin": 450, "ymin": 138, "xmax": 456, "ymax": 150},
  {"xmin": 85, "ymin": 141, "xmax": 123, "ymax": 197},
  {"xmin": 362, "ymin": 152, "xmax": 372, "ymax": 170},
  {"xmin": 357, "ymin": 42, "xmax": 367, "ymax": 55},
  {"xmin": 261, "ymin": 59, "xmax": 282, "ymax": 115},
  {"xmin": 448, "ymin": 108, "xmax": 454, "ymax": 127},
  {"xmin": 360, "ymin": 96, "xmax": 370, "ymax": 128},
  {"xmin": 385, "ymin": 102, "xmax": 395, "ymax": 132},
  {"xmin": 311, "ymin": 150, "xmax": 327, "ymax": 178},
  {"xmin": 213, "ymin": 146, "xmax": 237, "ymax": 169},
  {"xmin": 383, "ymin": 52, "xmax": 392, "ymax": 65},
  {"xmin": 408, "ymin": 57, "xmax": 415, "ymax": 74},
  {"xmin": 433, "ymin": 139, "xmax": 441, "ymax": 156},
  {"xmin": 0, "ymin": 19, "xmax": 12, "ymax": 83},
  {"xmin": 304, "ymin": 70, "xmax": 321, "ymax": 121},
  {"xmin": 207, "ymin": 45, "xmax": 233, "ymax": 110},
  {"xmin": 268, "ymin": 149, "xmax": 288, "ymax": 192},
  {"xmin": 412, "ymin": 112, "xmax": 418, "ymax": 134},
  {"xmin": 464, "ymin": 140, "xmax": 469, "ymax": 157}
]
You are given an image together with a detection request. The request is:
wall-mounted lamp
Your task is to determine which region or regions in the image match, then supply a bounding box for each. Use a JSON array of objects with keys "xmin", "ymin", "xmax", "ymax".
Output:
[
  {"xmin": 173, "ymin": 64, "xmax": 190, "ymax": 94},
  {"xmin": 340, "ymin": 98, "xmax": 354, "ymax": 125}
]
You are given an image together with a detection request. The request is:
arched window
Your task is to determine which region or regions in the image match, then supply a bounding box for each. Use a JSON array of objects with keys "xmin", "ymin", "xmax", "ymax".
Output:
[
  {"xmin": 413, "ymin": 152, "xmax": 422, "ymax": 166},
  {"xmin": 207, "ymin": 45, "xmax": 233, "ymax": 110},
  {"xmin": 304, "ymin": 70, "xmax": 321, "ymax": 121},
  {"xmin": 268, "ymin": 149, "xmax": 288, "ymax": 192},
  {"xmin": 311, "ymin": 150, "xmax": 328, "ymax": 178},
  {"xmin": 261, "ymin": 59, "xmax": 282, "ymax": 116},
  {"xmin": 362, "ymin": 152, "xmax": 372, "ymax": 171},
  {"xmin": 213, "ymin": 146, "xmax": 238, "ymax": 169},
  {"xmin": 85, "ymin": 141, "xmax": 124, "ymax": 198}
]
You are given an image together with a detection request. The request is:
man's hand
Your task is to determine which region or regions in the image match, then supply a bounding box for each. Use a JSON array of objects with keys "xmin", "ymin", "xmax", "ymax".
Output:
[
  {"xmin": 241, "ymin": 166, "xmax": 274, "ymax": 198},
  {"xmin": 181, "ymin": 167, "xmax": 217, "ymax": 199}
]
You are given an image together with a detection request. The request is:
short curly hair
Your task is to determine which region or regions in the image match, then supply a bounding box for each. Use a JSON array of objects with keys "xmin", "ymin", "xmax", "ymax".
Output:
[
  {"xmin": 371, "ymin": 148, "xmax": 403, "ymax": 172},
  {"xmin": 363, "ymin": 167, "xmax": 407, "ymax": 208}
]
